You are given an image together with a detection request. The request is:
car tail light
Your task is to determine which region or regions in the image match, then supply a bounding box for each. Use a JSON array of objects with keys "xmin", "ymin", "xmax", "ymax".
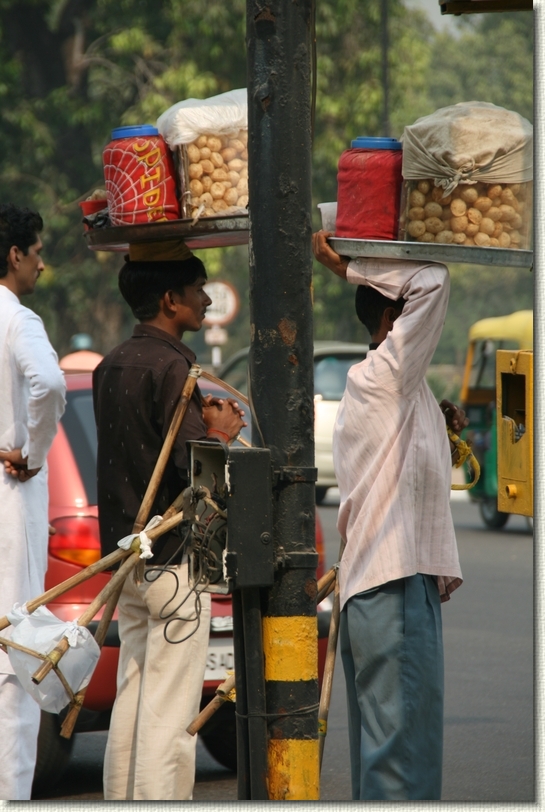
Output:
[
  {"xmin": 315, "ymin": 512, "xmax": 326, "ymax": 581},
  {"xmin": 49, "ymin": 516, "xmax": 101, "ymax": 567}
]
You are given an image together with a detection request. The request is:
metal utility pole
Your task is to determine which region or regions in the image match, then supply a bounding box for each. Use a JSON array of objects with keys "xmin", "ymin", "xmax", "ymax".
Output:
[{"xmin": 246, "ymin": 0, "xmax": 319, "ymax": 800}]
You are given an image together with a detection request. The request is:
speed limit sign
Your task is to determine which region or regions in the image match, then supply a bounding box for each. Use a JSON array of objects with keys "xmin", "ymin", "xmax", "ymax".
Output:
[{"xmin": 203, "ymin": 281, "xmax": 240, "ymax": 326}]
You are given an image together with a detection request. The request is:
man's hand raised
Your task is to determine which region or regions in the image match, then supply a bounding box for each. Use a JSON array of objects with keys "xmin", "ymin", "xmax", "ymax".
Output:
[
  {"xmin": 440, "ymin": 400, "xmax": 469, "ymax": 434},
  {"xmin": 312, "ymin": 230, "xmax": 349, "ymax": 279},
  {"xmin": 202, "ymin": 395, "xmax": 247, "ymax": 443}
]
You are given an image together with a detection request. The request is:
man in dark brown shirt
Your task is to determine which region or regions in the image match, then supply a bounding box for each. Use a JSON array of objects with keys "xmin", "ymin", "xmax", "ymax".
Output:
[{"xmin": 94, "ymin": 252, "xmax": 244, "ymax": 800}]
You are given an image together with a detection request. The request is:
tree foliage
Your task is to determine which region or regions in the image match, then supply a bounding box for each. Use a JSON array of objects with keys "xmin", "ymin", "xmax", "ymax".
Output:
[{"xmin": 0, "ymin": 1, "xmax": 533, "ymax": 364}]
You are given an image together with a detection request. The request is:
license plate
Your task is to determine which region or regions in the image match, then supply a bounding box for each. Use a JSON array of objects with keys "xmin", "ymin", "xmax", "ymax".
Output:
[{"xmin": 204, "ymin": 636, "xmax": 234, "ymax": 682}]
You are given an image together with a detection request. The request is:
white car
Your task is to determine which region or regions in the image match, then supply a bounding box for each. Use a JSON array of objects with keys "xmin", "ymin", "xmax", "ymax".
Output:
[{"xmin": 218, "ymin": 341, "xmax": 368, "ymax": 503}]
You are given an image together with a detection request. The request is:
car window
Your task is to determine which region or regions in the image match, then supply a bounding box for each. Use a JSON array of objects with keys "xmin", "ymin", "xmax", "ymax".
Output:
[
  {"xmin": 61, "ymin": 390, "xmax": 97, "ymax": 504},
  {"xmin": 314, "ymin": 354, "xmax": 364, "ymax": 401}
]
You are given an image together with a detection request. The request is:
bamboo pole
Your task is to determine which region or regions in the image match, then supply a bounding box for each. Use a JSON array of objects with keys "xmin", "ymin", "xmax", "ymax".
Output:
[
  {"xmin": 0, "ymin": 547, "xmax": 129, "ymax": 633},
  {"xmin": 318, "ymin": 539, "xmax": 345, "ymax": 771},
  {"xmin": 31, "ymin": 364, "xmax": 201, "ymax": 686},
  {"xmin": 60, "ymin": 491, "xmax": 190, "ymax": 737},
  {"xmin": 31, "ymin": 509, "xmax": 185, "ymax": 684},
  {"xmin": 186, "ymin": 673, "xmax": 236, "ymax": 736}
]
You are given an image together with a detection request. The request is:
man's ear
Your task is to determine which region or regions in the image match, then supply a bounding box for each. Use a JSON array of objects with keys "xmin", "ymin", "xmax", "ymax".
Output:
[
  {"xmin": 7, "ymin": 245, "xmax": 20, "ymax": 270},
  {"xmin": 384, "ymin": 306, "xmax": 400, "ymax": 331},
  {"xmin": 162, "ymin": 290, "xmax": 178, "ymax": 314}
]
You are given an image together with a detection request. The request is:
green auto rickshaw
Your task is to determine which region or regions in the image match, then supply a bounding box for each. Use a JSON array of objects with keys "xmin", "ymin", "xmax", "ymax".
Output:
[{"xmin": 460, "ymin": 310, "xmax": 533, "ymax": 529}]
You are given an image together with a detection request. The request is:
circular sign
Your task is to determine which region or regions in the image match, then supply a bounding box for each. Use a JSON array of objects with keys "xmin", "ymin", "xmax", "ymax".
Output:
[{"xmin": 203, "ymin": 281, "xmax": 240, "ymax": 326}]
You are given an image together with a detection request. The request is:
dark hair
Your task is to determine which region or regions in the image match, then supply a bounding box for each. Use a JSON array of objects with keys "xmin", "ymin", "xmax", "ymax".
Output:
[
  {"xmin": 0, "ymin": 204, "xmax": 43, "ymax": 277},
  {"xmin": 355, "ymin": 285, "xmax": 405, "ymax": 336},
  {"xmin": 118, "ymin": 257, "xmax": 207, "ymax": 320}
]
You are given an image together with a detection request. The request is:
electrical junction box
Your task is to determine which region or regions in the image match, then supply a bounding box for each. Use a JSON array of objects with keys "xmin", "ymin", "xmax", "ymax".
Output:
[
  {"xmin": 496, "ymin": 349, "xmax": 533, "ymax": 517},
  {"xmin": 187, "ymin": 440, "xmax": 274, "ymax": 592}
]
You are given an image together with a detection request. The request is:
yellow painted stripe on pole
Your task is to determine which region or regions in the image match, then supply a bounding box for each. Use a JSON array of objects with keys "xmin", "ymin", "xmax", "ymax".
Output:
[
  {"xmin": 268, "ymin": 738, "xmax": 320, "ymax": 800},
  {"xmin": 262, "ymin": 616, "xmax": 318, "ymax": 681}
]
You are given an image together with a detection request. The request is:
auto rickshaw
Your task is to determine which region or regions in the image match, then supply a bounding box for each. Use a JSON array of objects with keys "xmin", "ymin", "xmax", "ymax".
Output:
[{"xmin": 460, "ymin": 310, "xmax": 533, "ymax": 529}]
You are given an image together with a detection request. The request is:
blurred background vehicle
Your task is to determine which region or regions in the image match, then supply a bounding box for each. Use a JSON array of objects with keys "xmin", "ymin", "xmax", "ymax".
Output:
[
  {"xmin": 459, "ymin": 310, "xmax": 533, "ymax": 529},
  {"xmin": 219, "ymin": 341, "xmax": 368, "ymax": 503},
  {"xmin": 36, "ymin": 369, "xmax": 329, "ymax": 791}
]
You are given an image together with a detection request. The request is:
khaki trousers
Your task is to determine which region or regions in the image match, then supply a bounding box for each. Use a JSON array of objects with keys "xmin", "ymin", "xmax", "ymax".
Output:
[{"xmin": 103, "ymin": 563, "xmax": 211, "ymax": 800}]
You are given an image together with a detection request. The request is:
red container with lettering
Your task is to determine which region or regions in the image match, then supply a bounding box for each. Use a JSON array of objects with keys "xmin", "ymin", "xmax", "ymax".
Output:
[
  {"xmin": 336, "ymin": 137, "xmax": 403, "ymax": 240},
  {"xmin": 103, "ymin": 125, "xmax": 180, "ymax": 226}
]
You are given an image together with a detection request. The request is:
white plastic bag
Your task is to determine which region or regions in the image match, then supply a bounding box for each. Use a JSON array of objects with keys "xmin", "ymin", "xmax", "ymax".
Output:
[
  {"xmin": 401, "ymin": 101, "xmax": 533, "ymax": 195},
  {"xmin": 6, "ymin": 604, "xmax": 100, "ymax": 713},
  {"xmin": 157, "ymin": 88, "xmax": 247, "ymax": 148}
]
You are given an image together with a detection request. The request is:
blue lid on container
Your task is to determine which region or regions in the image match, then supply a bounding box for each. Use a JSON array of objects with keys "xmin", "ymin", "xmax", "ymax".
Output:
[
  {"xmin": 111, "ymin": 125, "xmax": 159, "ymax": 140},
  {"xmin": 351, "ymin": 136, "xmax": 402, "ymax": 150}
]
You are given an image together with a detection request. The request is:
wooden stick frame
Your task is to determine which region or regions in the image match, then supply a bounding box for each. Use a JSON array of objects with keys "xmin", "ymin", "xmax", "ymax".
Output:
[{"xmin": 0, "ymin": 365, "xmax": 202, "ymax": 731}]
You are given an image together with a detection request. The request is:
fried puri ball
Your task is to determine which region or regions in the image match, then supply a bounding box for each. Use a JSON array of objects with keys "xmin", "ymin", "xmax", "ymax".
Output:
[
  {"xmin": 189, "ymin": 163, "xmax": 204, "ymax": 180},
  {"xmin": 479, "ymin": 217, "xmax": 495, "ymax": 235},
  {"xmin": 211, "ymin": 181, "xmax": 227, "ymax": 200},
  {"xmin": 207, "ymin": 136, "xmax": 223, "ymax": 152},
  {"xmin": 435, "ymin": 230, "xmax": 454, "ymax": 243},
  {"xmin": 487, "ymin": 184, "xmax": 502, "ymax": 199},
  {"xmin": 407, "ymin": 220, "xmax": 426, "ymax": 238},
  {"xmin": 460, "ymin": 187, "xmax": 478, "ymax": 204},
  {"xmin": 409, "ymin": 190, "xmax": 426, "ymax": 208},
  {"xmin": 417, "ymin": 232, "xmax": 435, "ymax": 242},
  {"xmin": 475, "ymin": 197, "xmax": 492, "ymax": 213},
  {"xmin": 451, "ymin": 215, "xmax": 469, "ymax": 233},
  {"xmin": 187, "ymin": 144, "xmax": 201, "ymax": 163},
  {"xmin": 424, "ymin": 216, "xmax": 444, "ymax": 235},
  {"xmin": 474, "ymin": 232, "xmax": 491, "ymax": 246},
  {"xmin": 408, "ymin": 207, "xmax": 425, "ymax": 221},
  {"xmin": 450, "ymin": 198, "xmax": 467, "ymax": 217},
  {"xmin": 189, "ymin": 179, "xmax": 204, "ymax": 197},
  {"xmin": 424, "ymin": 202, "xmax": 443, "ymax": 219},
  {"xmin": 466, "ymin": 208, "xmax": 482, "ymax": 225},
  {"xmin": 224, "ymin": 187, "xmax": 239, "ymax": 206}
]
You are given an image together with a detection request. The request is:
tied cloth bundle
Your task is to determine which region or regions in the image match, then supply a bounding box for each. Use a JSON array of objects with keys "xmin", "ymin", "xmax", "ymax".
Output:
[{"xmin": 128, "ymin": 238, "xmax": 193, "ymax": 262}]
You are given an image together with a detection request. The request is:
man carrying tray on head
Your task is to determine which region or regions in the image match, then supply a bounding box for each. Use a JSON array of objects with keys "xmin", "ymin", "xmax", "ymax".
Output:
[
  {"xmin": 93, "ymin": 240, "xmax": 245, "ymax": 801},
  {"xmin": 312, "ymin": 231, "xmax": 466, "ymax": 801}
]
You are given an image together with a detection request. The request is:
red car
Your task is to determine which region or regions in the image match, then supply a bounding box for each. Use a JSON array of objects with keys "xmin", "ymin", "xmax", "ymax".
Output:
[{"xmin": 34, "ymin": 371, "xmax": 329, "ymax": 789}]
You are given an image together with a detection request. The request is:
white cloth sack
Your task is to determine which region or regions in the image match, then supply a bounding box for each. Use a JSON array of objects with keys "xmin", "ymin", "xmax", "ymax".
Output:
[
  {"xmin": 401, "ymin": 101, "xmax": 533, "ymax": 195},
  {"xmin": 157, "ymin": 88, "xmax": 247, "ymax": 148},
  {"xmin": 6, "ymin": 604, "xmax": 100, "ymax": 713}
]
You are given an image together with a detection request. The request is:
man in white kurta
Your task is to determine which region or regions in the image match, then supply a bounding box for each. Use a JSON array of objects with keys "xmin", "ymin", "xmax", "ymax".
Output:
[
  {"xmin": 313, "ymin": 232, "xmax": 463, "ymax": 800},
  {"xmin": 0, "ymin": 204, "xmax": 66, "ymax": 800}
]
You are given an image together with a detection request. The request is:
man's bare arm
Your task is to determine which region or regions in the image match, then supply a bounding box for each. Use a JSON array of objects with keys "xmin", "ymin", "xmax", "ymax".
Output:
[{"xmin": 312, "ymin": 231, "xmax": 349, "ymax": 279}]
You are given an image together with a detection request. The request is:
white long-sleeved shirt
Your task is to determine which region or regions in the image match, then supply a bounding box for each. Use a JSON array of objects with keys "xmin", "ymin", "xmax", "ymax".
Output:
[
  {"xmin": 0, "ymin": 285, "xmax": 66, "ymax": 674},
  {"xmin": 333, "ymin": 258, "xmax": 462, "ymax": 610}
]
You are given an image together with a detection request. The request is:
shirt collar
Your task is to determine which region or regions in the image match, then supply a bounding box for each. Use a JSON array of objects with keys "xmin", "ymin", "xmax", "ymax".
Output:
[
  {"xmin": 0, "ymin": 284, "xmax": 19, "ymax": 304},
  {"xmin": 132, "ymin": 323, "xmax": 197, "ymax": 364}
]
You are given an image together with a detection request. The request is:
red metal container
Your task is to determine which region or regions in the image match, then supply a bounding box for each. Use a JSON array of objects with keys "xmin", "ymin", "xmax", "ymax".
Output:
[
  {"xmin": 103, "ymin": 125, "xmax": 180, "ymax": 226},
  {"xmin": 336, "ymin": 136, "xmax": 403, "ymax": 240}
]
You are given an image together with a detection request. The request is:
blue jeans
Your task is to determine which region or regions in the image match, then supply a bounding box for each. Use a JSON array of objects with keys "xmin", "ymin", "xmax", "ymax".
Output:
[{"xmin": 340, "ymin": 573, "xmax": 444, "ymax": 800}]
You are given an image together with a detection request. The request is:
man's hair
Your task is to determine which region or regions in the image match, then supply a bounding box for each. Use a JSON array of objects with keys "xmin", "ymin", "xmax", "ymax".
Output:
[
  {"xmin": 0, "ymin": 204, "xmax": 43, "ymax": 277},
  {"xmin": 118, "ymin": 257, "xmax": 207, "ymax": 321},
  {"xmin": 355, "ymin": 285, "xmax": 405, "ymax": 336}
]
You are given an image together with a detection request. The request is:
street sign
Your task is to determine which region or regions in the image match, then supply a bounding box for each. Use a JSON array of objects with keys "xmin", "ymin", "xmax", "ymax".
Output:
[{"xmin": 204, "ymin": 281, "xmax": 240, "ymax": 326}]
